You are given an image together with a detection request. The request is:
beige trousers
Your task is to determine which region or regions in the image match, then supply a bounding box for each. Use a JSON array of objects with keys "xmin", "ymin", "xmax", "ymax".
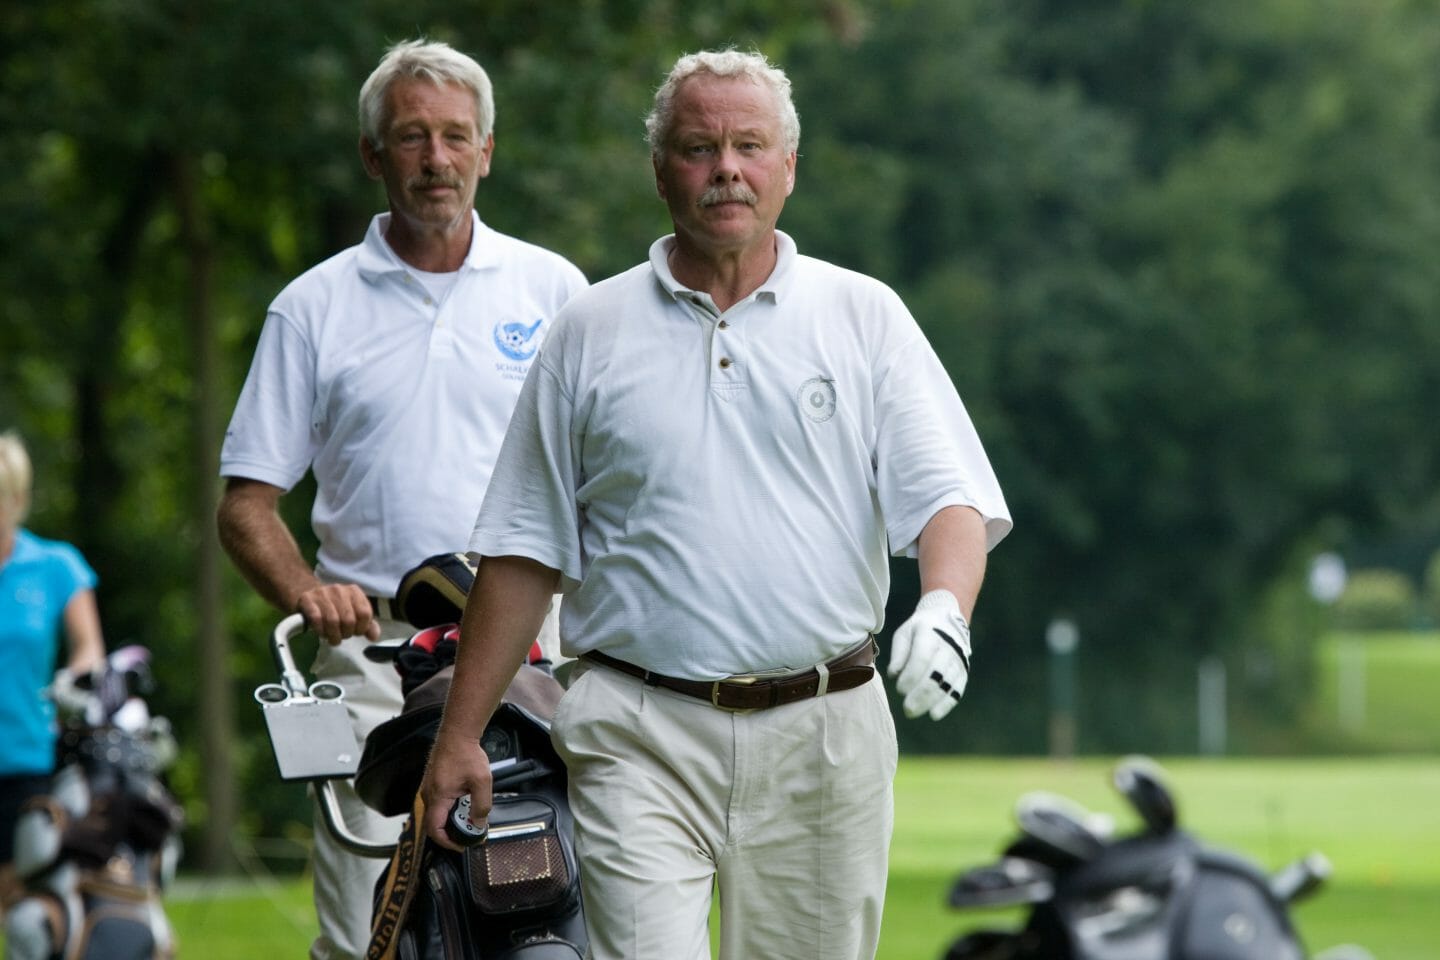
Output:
[{"xmin": 551, "ymin": 660, "xmax": 898, "ymax": 960}]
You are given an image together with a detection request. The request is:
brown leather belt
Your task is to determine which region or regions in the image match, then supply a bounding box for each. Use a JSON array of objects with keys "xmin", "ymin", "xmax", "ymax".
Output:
[{"xmin": 582, "ymin": 638, "xmax": 877, "ymax": 711}]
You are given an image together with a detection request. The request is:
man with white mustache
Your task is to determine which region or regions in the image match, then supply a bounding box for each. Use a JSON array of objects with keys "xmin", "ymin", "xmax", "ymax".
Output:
[
  {"xmin": 420, "ymin": 48, "xmax": 1010, "ymax": 960},
  {"xmin": 217, "ymin": 38, "xmax": 585, "ymax": 960}
]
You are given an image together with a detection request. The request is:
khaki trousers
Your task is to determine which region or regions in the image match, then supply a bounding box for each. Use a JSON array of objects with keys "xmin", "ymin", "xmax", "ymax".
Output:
[{"xmin": 551, "ymin": 660, "xmax": 898, "ymax": 960}]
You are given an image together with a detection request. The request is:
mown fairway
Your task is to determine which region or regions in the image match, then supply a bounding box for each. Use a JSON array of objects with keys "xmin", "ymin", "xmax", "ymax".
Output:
[
  {"xmin": 153, "ymin": 755, "xmax": 1437, "ymax": 959},
  {"xmin": 890, "ymin": 756, "xmax": 1439, "ymax": 960}
]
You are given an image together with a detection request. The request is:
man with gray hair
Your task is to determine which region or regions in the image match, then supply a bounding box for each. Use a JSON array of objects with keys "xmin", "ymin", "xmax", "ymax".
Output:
[
  {"xmin": 217, "ymin": 38, "xmax": 585, "ymax": 959},
  {"xmin": 419, "ymin": 48, "xmax": 1010, "ymax": 958}
]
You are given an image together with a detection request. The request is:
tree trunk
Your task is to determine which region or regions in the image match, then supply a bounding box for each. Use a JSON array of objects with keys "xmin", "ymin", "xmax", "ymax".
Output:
[{"xmin": 174, "ymin": 151, "xmax": 237, "ymax": 874}]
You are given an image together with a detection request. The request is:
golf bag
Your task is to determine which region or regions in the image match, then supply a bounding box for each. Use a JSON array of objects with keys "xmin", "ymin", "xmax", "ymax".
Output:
[
  {"xmin": 355, "ymin": 623, "xmax": 586, "ymax": 960},
  {"xmin": 943, "ymin": 757, "xmax": 1370, "ymax": 960},
  {"xmin": 5, "ymin": 646, "xmax": 184, "ymax": 960},
  {"xmin": 254, "ymin": 554, "xmax": 588, "ymax": 959}
]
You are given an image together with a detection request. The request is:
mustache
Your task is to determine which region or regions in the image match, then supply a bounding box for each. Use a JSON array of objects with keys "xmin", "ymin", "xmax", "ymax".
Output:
[
  {"xmin": 407, "ymin": 175, "xmax": 463, "ymax": 191},
  {"xmin": 698, "ymin": 184, "xmax": 758, "ymax": 207}
]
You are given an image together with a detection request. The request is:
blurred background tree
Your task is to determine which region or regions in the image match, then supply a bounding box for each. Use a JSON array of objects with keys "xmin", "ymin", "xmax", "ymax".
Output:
[{"xmin": 3, "ymin": 0, "xmax": 1439, "ymax": 873}]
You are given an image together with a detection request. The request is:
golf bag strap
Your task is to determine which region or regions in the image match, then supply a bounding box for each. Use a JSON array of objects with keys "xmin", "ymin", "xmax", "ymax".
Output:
[{"xmin": 367, "ymin": 793, "xmax": 429, "ymax": 960}]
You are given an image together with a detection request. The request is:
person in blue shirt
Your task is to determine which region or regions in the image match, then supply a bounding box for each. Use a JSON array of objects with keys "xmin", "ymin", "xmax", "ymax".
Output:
[{"xmin": 0, "ymin": 431, "xmax": 105, "ymax": 905}]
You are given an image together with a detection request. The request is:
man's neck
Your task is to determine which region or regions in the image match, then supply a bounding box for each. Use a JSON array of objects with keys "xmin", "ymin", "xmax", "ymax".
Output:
[
  {"xmin": 668, "ymin": 234, "xmax": 778, "ymax": 313},
  {"xmin": 385, "ymin": 213, "xmax": 475, "ymax": 273}
]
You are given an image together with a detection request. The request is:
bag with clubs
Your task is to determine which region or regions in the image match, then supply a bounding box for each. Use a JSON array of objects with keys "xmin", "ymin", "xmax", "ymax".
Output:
[
  {"xmin": 5, "ymin": 646, "xmax": 184, "ymax": 960},
  {"xmin": 355, "ymin": 625, "xmax": 585, "ymax": 960},
  {"xmin": 255, "ymin": 551, "xmax": 585, "ymax": 960},
  {"xmin": 943, "ymin": 756, "xmax": 1372, "ymax": 960}
]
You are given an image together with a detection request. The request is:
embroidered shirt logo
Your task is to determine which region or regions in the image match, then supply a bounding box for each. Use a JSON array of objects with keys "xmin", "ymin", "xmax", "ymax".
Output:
[
  {"xmin": 493, "ymin": 318, "xmax": 544, "ymax": 361},
  {"xmin": 797, "ymin": 377, "xmax": 837, "ymax": 422}
]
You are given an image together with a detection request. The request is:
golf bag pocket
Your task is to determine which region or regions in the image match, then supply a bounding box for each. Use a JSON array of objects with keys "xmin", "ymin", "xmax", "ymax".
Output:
[{"xmin": 465, "ymin": 795, "xmax": 578, "ymax": 922}]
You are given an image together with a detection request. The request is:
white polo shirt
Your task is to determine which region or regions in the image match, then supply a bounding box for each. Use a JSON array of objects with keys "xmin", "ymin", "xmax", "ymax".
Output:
[
  {"xmin": 221, "ymin": 211, "xmax": 587, "ymax": 596},
  {"xmin": 470, "ymin": 230, "xmax": 1010, "ymax": 679}
]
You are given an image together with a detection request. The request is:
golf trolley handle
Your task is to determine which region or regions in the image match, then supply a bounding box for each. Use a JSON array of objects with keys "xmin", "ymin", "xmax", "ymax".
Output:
[
  {"xmin": 272, "ymin": 612, "xmax": 313, "ymax": 696},
  {"xmin": 267, "ymin": 613, "xmax": 398, "ymax": 859},
  {"xmin": 315, "ymin": 779, "xmax": 397, "ymax": 859}
]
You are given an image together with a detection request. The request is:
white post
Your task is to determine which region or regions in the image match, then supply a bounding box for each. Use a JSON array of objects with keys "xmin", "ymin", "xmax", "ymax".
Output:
[
  {"xmin": 1198, "ymin": 656, "xmax": 1226, "ymax": 756},
  {"xmin": 1339, "ymin": 639, "xmax": 1366, "ymax": 734},
  {"xmin": 1046, "ymin": 619, "xmax": 1079, "ymax": 759}
]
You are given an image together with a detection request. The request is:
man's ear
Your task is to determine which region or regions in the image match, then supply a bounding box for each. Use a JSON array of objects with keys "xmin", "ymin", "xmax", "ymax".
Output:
[
  {"xmin": 359, "ymin": 135, "xmax": 383, "ymax": 180},
  {"xmin": 476, "ymin": 132, "xmax": 495, "ymax": 179},
  {"xmin": 653, "ymin": 154, "xmax": 667, "ymax": 200}
]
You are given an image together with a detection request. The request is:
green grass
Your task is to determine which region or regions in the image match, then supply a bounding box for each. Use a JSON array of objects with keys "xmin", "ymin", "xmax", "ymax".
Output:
[
  {"xmin": 147, "ymin": 755, "xmax": 1435, "ymax": 959},
  {"xmin": 890, "ymin": 756, "xmax": 1439, "ymax": 960},
  {"xmin": 1311, "ymin": 632, "xmax": 1440, "ymax": 751},
  {"xmin": 164, "ymin": 877, "xmax": 317, "ymax": 954}
]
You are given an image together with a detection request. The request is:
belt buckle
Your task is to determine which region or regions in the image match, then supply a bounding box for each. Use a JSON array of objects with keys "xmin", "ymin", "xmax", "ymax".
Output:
[{"xmin": 711, "ymin": 675, "xmax": 758, "ymax": 709}]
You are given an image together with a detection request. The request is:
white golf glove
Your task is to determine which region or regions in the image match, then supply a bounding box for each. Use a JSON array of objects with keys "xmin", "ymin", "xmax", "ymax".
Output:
[{"xmin": 887, "ymin": 589, "xmax": 972, "ymax": 721}]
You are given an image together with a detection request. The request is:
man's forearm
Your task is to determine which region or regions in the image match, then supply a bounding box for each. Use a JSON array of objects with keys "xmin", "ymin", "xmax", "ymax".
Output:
[
  {"xmin": 917, "ymin": 505, "xmax": 988, "ymax": 619},
  {"xmin": 216, "ymin": 479, "xmax": 320, "ymax": 612},
  {"xmin": 438, "ymin": 554, "xmax": 562, "ymax": 739}
]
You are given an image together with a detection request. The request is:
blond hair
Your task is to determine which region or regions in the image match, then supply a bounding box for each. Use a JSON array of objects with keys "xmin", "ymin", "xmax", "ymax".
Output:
[{"xmin": 0, "ymin": 431, "xmax": 33, "ymax": 530}]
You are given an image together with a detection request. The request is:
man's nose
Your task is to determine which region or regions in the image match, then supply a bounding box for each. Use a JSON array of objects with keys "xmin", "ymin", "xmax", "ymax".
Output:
[
  {"xmin": 711, "ymin": 148, "xmax": 741, "ymax": 181},
  {"xmin": 422, "ymin": 134, "xmax": 451, "ymax": 169}
]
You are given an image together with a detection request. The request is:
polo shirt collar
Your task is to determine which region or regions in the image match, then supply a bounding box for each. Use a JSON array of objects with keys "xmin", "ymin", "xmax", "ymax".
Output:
[
  {"xmin": 356, "ymin": 210, "xmax": 500, "ymax": 280},
  {"xmin": 1, "ymin": 528, "xmax": 39, "ymax": 571},
  {"xmin": 649, "ymin": 230, "xmax": 798, "ymax": 306}
]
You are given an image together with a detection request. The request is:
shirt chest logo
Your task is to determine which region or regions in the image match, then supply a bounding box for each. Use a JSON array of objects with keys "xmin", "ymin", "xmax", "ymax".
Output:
[
  {"xmin": 797, "ymin": 377, "xmax": 837, "ymax": 422},
  {"xmin": 493, "ymin": 318, "xmax": 544, "ymax": 361}
]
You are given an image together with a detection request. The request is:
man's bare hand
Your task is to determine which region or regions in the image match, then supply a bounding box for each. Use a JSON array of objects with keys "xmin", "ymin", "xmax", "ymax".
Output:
[
  {"xmin": 295, "ymin": 582, "xmax": 381, "ymax": 645},
  {"xmin": 420, "ymin": 730, "xmax": 494, "ymax": 852}
]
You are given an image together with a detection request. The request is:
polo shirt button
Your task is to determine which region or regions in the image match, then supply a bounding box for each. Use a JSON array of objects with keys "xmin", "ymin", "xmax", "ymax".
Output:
[
  {"xmin": 719, "ymin": 357, "xmax": 732, "ymax": 369},
  {"xmin": 718, "ymin": 320, "xmax": 729, "ymax": 329}
]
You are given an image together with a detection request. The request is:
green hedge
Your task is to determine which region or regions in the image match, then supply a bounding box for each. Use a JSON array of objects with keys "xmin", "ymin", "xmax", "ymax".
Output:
[{"xmin": 1332, "ymin": 569, "xmax": 1418, "ymax": 631}]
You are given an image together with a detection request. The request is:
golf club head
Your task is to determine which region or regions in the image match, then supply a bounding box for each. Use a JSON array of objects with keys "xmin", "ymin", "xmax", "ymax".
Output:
[
  {"xmin": 1112, "ymin": 755, "xmax": 1177, "ymax": 835},
  {"xmin": 1014, "ymin": 791, "xmax": 1111, "ymax": 865},
  {"xmin": 948, "ymin": 856, "xmax": 1055, "ymax": 909},
  {"xmin": 1270, "ymin": 850, "xmax": 1331, "ymax": 904}
]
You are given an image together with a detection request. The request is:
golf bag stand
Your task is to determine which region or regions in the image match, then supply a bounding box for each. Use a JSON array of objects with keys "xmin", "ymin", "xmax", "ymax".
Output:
[{"xmin": 5, "ymin": 646, "xmax": 184, "ymax": 960}]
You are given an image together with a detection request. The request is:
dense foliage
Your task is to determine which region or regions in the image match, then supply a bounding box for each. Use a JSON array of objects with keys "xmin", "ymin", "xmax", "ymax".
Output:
[{"xmin": 3, "ymin": 0, "xmax": 1439, "ymax": 867}]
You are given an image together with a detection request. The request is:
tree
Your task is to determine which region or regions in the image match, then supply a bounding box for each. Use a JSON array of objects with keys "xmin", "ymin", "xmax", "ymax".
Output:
[
  {"xmin": 0, "ymin": 0, "xmax": 878, "ymax": 870},
  {"xmin": 783, "ymin": 0, "xmax": 1440, "ymax": 751}
]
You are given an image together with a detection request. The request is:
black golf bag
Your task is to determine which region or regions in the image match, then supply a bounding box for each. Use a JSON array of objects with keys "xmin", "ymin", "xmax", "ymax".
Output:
[
  {"xmin": 5, "ymin": 646, "xmax": 184, "ymax": 960},
  {"xmin": 943, "ymin": 757, "xmax": 1370, "ymax": 960},
  {"xmin": 354, "ymin": 623, "xmax": 587, "ymax": 960},
  {"xmin": 256, "ymin": 553, "xmax": 588, "ymax": 960}
]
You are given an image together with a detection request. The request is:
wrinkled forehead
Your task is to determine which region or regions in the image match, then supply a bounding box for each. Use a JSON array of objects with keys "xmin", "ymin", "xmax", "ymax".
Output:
[
  {"xmin": 381, "ymin": 77, "xmax": 481, "ymax": 131},
  {"xmin": 669, "ymin": 74, "xmax": 783, "ymax": 138}
]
